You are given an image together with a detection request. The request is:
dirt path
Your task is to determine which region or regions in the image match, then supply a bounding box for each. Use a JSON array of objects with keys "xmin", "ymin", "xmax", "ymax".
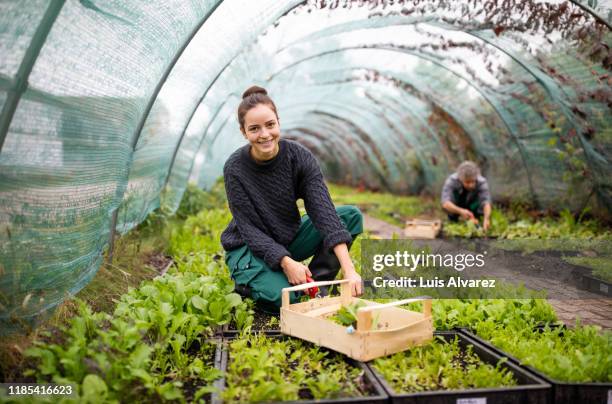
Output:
[{"xmin": 362, "ymin": 214, "xmax": 612, "ymax": 329}]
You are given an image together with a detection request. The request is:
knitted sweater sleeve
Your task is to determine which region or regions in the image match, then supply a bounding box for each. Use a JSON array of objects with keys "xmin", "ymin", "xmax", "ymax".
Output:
[
  {"xmin": 298, "ymin": 148, "xmax": 352, "ymax": 251},
  {"xmin": 224, "ymin": 167, "xmax": 291, "ymax": 270}
]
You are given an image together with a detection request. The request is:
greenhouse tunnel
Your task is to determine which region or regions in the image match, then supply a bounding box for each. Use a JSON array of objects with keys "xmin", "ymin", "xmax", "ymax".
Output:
[{"xmin": 0, "ymin": 0, "xmax": 611, "ymax": 332}]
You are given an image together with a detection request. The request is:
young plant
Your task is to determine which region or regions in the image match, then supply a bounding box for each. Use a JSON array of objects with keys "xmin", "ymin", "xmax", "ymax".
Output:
[
  {"xmin": 222, "ymin": 334, "xmax": 370, "ymax": 402},
  {"xmin": 330, "ymin": 301, "xmax": 367, "ymax": 328},
  {"xmin": 481, "ymin": 319, "xmax": 612, "ymax": 383},
  {"xmin": 372, "ymin": 335, "xmax": 517, "ymax": 392}
]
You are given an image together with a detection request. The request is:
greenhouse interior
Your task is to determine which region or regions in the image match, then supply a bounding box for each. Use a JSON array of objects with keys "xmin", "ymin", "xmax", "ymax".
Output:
[{"xmin": 0, "ymin": 0, "xmax": 611, "ymax": 403}]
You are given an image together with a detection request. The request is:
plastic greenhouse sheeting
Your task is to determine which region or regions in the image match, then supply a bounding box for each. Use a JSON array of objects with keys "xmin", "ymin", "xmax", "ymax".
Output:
[{"xmin": 0, "ymin": 0, "xmax": 610, "ymax": 333}]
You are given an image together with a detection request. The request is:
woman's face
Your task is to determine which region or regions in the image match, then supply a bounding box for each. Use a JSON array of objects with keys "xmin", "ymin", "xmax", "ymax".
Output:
[{"xmin": 242, "ymin": 103, "xmax": 280, "ymax": 162}]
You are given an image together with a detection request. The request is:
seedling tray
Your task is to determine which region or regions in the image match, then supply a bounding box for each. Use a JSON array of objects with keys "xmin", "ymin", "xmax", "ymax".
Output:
[
  {"xmin": 581, "ymin": 274, "xmax": 611, "ymax": 297},
  {"xmin": 368, "ymin": 331, "xmax": 551, "ymax": 404},
  {"xmin": 221, "ymin": 325, "xmax": 281, "ymax": 338},
  {"xmin": 404, "ymin": 219, "xmax": 442, "ymax": 239},
  {"xmin": 214, "ymin": 334, "xmax": 388, "ymax": 403},
  {"xmin": 459, "ymin": 330, "xmax": 612, "ymax": 404},
  {"xmin": 280, "ymin": 279, "xmax": 433, "ymax": 361},
  {"xmin": 221, "ymin": 309, "xmax": 281, "ymax": 337},
  {"xmin": 187, "ymin": 338, "xmax": 222, "ymax": 404}
]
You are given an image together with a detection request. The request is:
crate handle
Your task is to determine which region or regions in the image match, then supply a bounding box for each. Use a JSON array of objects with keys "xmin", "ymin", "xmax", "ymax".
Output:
[
  {"xmin": 356, "ymin": 296, "xmax": 432, "ymax": 331},
  {"xmin": 281, "ymin": 279, "xmax": 351, "ymax": 308}
]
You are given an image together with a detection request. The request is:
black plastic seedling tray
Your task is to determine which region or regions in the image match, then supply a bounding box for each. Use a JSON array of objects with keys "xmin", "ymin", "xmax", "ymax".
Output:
[
  {"xmin": 221, "ymin": 310, "xmax": 281, "ymax": 337},
  {"xmin": 221, "ymin": 325, "xmax": 282, "ymax": 338},
  {"xmin": 459, "ymin": 330, "xmax": 612, "ymax": 404},
  {"xmin": 213, "ymin": 334, "xmax": 388, "ymax": 404},
  {"xmin": 368, "ymin": 331, "xmax": 551, "ymax": 404},
  {"xmin": 179, "ymin": 338, "xmax": 223, "ymax": 404},
  {"xmin": 581, "ymin": 274, "xmax": 611, "ymax": 297}
]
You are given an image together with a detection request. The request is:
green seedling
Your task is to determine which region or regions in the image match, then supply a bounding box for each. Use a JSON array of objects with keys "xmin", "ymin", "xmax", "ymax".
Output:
[
  {"xmin": 223, "ymin": 333, "xmax": 368, "ymax": 402},
  {"xmin": 330, "ymin": 301, "xmax": 367, "ymax": 328},
  {"xmin": 373, "ymin": 335, "xmax": 517, "ymax": 392}
]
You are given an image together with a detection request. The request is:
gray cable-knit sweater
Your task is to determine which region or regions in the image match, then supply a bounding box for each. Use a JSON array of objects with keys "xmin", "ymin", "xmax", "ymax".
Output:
[{"xmin": 221, "ymin": 139, "xmax": 352, "ymax": 270}]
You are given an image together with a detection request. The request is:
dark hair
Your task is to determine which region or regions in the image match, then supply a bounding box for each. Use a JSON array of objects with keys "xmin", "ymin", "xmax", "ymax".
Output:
[{"xmin": 237, "ymin": 85, "xmax": 279, "ymax": 131}]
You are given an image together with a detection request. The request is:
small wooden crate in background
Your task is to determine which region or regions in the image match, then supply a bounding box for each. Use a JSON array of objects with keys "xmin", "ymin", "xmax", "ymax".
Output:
[
  {"xmin": 404, "ymin": 219, "xmax": 442, "ymax": 239},
  {"xmin": 280, "ymin": 280, "xmax": 433, "ymax": 362}
]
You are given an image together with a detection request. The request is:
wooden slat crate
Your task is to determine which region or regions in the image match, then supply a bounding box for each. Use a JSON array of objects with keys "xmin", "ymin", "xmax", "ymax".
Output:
[
  {"xmin": 280, "ymin": 279, "xmax": 433, "ymax": 362},
  {"xmin": 404, "ymin": 219, "xmax": 442, "ymax": 239}
]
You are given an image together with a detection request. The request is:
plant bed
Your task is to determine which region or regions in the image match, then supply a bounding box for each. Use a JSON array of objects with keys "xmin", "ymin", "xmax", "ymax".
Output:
[
  {"xmin": 216, "ymin": 333, "xmax": 387, "ymax": 403},
  {"xmin": 181, "ymin": 338, "xmax": 224, "ymax": 403},
  {"xmin": 459, "ymin": 328, "xmax": 612, "ymax": 404},
  {"xmin": 457, "ymin": 322, "xmax": 566, "ymax": 336},
  {"xmin": 369, "ymin": 331, "xmax": 551, "ymax": 404},
  {"xmin": 222, "ymin": 309, "xmax": 281, "ymax": 336}
]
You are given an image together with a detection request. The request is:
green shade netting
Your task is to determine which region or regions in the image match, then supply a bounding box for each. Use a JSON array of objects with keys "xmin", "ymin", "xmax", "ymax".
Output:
[{"xmin": 0, "ymin": 0, "xmax": 610, "ymax": 332}]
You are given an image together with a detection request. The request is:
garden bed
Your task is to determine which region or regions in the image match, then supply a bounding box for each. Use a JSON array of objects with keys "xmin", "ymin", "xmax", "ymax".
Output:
[
  {"xmin": 368, "ymin": 331, "xmax": 551, "ymax": 404},
  {"xmin": 221, "ymin": 310, "xmax": 281, "ymax": 337},
  {"xmin": 459, "ymin": 328, "xmax": 612, "ymax": 404},
  {"xmin": 216, "ymin": 333, "xmax": 387, "ymax": 403},
  {"xmin": 182, "ymin": 338, "xmax": 224, "ymax": 403}
]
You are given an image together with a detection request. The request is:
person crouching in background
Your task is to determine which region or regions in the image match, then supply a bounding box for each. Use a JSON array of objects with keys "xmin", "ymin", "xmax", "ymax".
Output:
[{"xmin": 441, "ymin": 161, "xmax": 492, "ymax": 232}]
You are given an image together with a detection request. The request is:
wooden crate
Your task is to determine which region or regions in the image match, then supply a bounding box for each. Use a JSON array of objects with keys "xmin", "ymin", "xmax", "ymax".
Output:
[
  {"xmin": 404, "ymin": 219, "xmax": 441, "ymax": 239},
  {"xmin": 280, "ymin": 280, "xmax": 433, "ymax": 362}
]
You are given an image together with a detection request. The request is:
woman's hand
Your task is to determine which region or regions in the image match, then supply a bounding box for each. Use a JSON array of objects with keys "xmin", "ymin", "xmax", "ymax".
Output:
[
  {"xmin": 280, "ymin": 256, "xmax": 312, "ymax": 285},
  {"xmin": 343, "ymin": 268, "xmax": 362, "ymax": 297},
  {"xmin": 333, "ymin": 243, "xmax": 363, "ymax": 297}
]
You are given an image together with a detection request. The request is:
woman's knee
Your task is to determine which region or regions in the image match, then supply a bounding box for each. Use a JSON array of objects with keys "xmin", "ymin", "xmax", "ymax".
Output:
[{"xmin": 336, "ymin": 205, "xmax": 363, "ymax": 235}]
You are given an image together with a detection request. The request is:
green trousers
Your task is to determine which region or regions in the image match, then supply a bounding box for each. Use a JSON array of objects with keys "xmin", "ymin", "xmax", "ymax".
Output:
[{"xmin": 224, "ymin": 205, "xmax": 363, "ymax": 314}]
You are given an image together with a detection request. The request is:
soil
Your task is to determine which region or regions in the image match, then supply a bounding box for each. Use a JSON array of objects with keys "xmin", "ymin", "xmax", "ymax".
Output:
[
  {"xmin": 143, "ymin": 252, "xmax": 173, "ymax": 274},
  {"xmin": 225, "ymin": 309, "xmax": 280, "ymax": 333},
  {"xmin": 180, "ymin": 340, "xmax": 218, "ymax": 403}
]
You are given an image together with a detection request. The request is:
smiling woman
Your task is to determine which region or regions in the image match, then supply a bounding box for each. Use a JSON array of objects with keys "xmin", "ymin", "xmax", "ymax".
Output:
[
  {"xmin": 239, "ymin": 87, "xmax": 281, "ymax": 161},
  {"xmin": 220, "ymin": 86, "xmax": 364, "ymax": 314}
]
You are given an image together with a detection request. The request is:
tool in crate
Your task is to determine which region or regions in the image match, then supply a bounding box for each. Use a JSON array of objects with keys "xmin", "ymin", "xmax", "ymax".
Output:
[{"xmin": 280, "ymin": 279, "xmax": 433, "ymax": 361}]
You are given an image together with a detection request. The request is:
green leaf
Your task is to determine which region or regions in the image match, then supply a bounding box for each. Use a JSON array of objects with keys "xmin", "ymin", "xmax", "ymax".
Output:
[
  {"xmin": 129, "ymin": 344, "xmax": 152, "ymax": 369},
  {"xmin": 191, "ymin": 295, "xmax": 208, "ymax": 311},
  {"xmin": 225, "ymin": 293, "xmax": 242, "ymax": 308},
  {"xmin": 81, "ymin": 374, "xmax": 108, "ymax": 402},
  {"xmin": 157, "ymin": 382, "xmax": 183, "ymax": 401}
]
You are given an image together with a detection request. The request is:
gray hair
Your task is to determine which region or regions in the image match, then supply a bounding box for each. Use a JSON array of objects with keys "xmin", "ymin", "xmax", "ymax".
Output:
[{"xmin": 457, "ymin": 161, "xmax": 480, "ymax": 181}]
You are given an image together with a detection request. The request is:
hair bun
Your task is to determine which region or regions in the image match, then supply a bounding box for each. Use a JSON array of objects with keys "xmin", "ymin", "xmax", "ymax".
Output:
[{"xmin": 242, "ymin": 85, "xmax": 268, "ymax": 99}]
